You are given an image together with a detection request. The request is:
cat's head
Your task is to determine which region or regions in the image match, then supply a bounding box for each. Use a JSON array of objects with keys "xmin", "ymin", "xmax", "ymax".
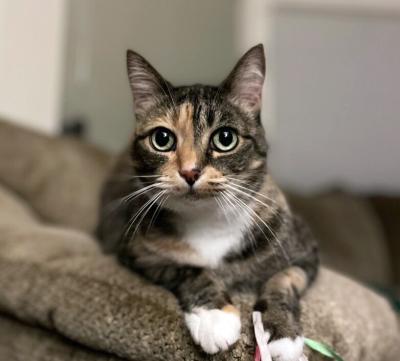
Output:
[{"xmin": 127, "ymin": 45, "xmax": 268, "ymax": 209}]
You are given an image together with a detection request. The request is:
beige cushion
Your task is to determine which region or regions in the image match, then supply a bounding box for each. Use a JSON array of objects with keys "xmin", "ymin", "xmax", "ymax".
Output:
[
  {"xmin": 0, "ymin": 120, "xmax": 113, "ymax": 233},
  {"xmin": 0, "ymin": 120, "xmax": 399, "ymax": 361},
  {"xmin": 289, "ymin": 193, "xmax": 393, "ymax": 286}
]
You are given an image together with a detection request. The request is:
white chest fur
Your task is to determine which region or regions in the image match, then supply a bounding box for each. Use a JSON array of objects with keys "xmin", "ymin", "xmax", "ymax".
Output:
[{"xmin": 180, "ymin": 205, "xmax": 251, "ymax": 268}]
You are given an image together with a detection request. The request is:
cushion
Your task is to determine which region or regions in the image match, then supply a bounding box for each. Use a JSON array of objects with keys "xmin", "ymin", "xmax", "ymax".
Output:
[{"xmin": 0, "ymin": 120, "xmax": 399, "ymax": 360}]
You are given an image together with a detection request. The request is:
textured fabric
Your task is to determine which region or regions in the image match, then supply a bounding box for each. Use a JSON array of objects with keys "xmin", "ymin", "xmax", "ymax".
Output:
[
  {"xmin": 370, "ymin": 196, "xmax": 400, "ymax": 286},
  {"xmin": 289, "ymin": 193, "xmax": 393, "ymax": 286},
  {"xmin": 0, "ymin": 314, "xmax": 124, "ymax": 361},
  {"xmin": 0, "ymin": 120, "xmax": 113, "ymax": 233},
  {"xmin": 0, "ymin": 120, "xmax": 399, "ymax": 360}
]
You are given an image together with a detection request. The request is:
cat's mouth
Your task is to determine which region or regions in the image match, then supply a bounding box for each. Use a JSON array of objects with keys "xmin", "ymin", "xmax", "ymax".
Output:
[
  {"xmin": 156, "ymin": 177, "xmax": 227, "ymax": 200},
  {"xmin": 182, "ymin": 188, "xmax": 217, "ymax": 200},
  {"xmin": 172, "ymin": 185, "xmax": 225, "ymax": 200}
]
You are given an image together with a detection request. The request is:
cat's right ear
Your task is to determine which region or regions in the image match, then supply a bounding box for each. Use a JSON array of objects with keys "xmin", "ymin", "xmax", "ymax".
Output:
[{"xmin": 126, "ymin": 50, "xmax": 171, "ymax": 117}]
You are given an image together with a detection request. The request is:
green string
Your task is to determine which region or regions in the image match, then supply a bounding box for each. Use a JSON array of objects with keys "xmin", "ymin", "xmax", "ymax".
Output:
[{"xmin": 305, "ymin": 338, "xmax": 344, "ymax": 361}]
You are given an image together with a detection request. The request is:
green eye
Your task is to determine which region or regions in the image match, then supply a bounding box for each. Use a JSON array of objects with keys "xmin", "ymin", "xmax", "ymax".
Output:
[
  {"xmin": 212, "ymin": 127, "xmax": 239, "ymax": 152},
  {"xmin": 150, "ymin": 127, "xmax": 176, "ymax": 152}
]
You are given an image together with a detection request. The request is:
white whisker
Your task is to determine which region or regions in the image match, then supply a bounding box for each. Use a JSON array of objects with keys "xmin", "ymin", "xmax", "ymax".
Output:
[
  {"xmin": 220, "ymin": 192, "xmax": 264, "ymax": 264},
  {"xmin": 146, "ymin": 193, "xmax": 169, "ymax": 233},
  {"xmin": 131, "ymin": 190, "xmax": 167, "ymax": 239},
  {"xmin": 122, "ymin": 183, "xmax": 162, "ymax": 203},
  {"xmin": 226, "ymin": 177, "xmax": 280, "ymax": 205},
  {"xmin": 214, "ymin": 195, "xmax": 231, "ymax": 225},
  {"xmin": 225, "ymin": 176, "xmax": 249, "ymax": 184},
  {"xmin": 226, "ymin": 190, "xmax": 289, "ymax": 263},
  {"xmin": 103, "ymin": 183, "xmax": 161, "ymax": 216},
  {"xmin": 225, "ymin": 183, "xmax": 285, "ymax": 223},
  {"xmin": 124, "ymin": 190, "xmax": 165, "ymax": 237},
  {"xmin": 223, "ymin": 191, "xmax": 281, "ymax": 264},
  {"xmin": 128, "ymin": 175, "xmax": 163, "ymax": 178}
]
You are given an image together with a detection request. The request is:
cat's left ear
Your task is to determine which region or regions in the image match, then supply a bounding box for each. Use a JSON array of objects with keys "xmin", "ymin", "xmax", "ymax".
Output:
[{"xmin": 221, "ymin": 44, "xmax": 265, "ymax": 114}]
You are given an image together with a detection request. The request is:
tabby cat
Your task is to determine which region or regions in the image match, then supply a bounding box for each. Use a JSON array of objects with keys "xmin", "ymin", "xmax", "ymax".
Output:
[{"xmin": 97, "ymin": 44, "xmax": 319, "ymax": 360}]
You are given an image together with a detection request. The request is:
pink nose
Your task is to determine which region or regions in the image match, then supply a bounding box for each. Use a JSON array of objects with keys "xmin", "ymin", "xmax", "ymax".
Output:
[{"xmin": 179, "ymin": 168, "xmax": 201, "ymax": 186}]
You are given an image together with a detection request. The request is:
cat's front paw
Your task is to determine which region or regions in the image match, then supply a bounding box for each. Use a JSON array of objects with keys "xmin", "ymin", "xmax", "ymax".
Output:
[
  {"xmin": 268, "ymin": 336, "xmax": 304, "ymax": 361},
  {"xmin": 260, "ymin": 307, "xmax": 304, "ymax": 361},
  {"xmin": 184, "ymin": 305, "xmax": 241, "ymax": 354}
]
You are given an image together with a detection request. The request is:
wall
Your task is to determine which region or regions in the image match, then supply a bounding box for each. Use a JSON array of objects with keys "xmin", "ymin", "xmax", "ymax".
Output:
[
  {"xmin": 63, "ymin": 0, "xmax": 237, "ymax": 152},
  {"xmin": 271, "ymin": 8, "xmax": 400, "ymax": 193},
  {"xmin": 0, "ymin": 0, "xmax": 66, "ymax": 134},
  {"xmin": 7, "ymin": 0, "xmax": 393, "ymax": 193}
]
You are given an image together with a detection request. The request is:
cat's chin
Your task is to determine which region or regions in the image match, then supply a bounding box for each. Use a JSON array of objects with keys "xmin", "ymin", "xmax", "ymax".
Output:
[
  {"xmin": 168, "ymin": 187, "xmax": 219, "ymax": 200},
  {"xmin": 183, "ymin": 190, "xmax": 215, "ymax": 200},
  {"xmin": 164, "ymin": 192, "xmax": 218, "ymax": 214}
]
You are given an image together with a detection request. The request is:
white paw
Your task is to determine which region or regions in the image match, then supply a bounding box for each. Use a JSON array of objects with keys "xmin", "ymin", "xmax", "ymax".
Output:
[
  {"xmin": 268, "ymin": 336, "xmax": 304, "ymax": 361},
  {"xmin": 184, "ymin": 307, "xmax": 241, "ymax": 354}
]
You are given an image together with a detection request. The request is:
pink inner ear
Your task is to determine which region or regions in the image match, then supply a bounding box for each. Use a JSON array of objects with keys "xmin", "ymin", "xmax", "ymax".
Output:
[
  {"xmin": 242, "ymin": 84, "xmax": 262, "ymax": 107},
  {"xmin": 223, "ymin": 45, "xmax": 265, "ymax": 113},
  {"xmin": 227, "ymin": 62, "xmax": 265, "ymax": 112},
  {"xmin": 232, "ymin": 81, "xmax": 263, "ymax": 112},
  {"xmin": 127, "ymin": 50, "xmax": 170, "ymax": 116}
]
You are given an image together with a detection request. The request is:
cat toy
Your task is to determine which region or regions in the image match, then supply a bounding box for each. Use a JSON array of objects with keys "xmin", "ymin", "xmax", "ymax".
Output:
[{"xmin": 252, "ymin": 312, "xmax": 344, "ymax": 361}]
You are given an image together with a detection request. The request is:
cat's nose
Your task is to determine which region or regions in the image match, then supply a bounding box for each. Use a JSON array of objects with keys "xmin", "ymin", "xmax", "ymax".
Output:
[{"xmin": 179, "ymin": 168, "xmax": 201, "ymax": 187}]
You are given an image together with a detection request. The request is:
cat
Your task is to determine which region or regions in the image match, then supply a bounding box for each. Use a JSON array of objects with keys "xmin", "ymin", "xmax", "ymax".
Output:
[{"xmin": 96, "ymin": 44, "xmax": 319, "ymax": 360}]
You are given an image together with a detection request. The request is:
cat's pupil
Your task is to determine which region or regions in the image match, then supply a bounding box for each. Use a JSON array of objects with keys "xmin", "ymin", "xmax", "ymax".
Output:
[
  {"xmin": 155, "ymin": 130, "xmax": 170, "ymax": 146},
  {"xmin": 219, "ymin": 130, "xmax": 233, "ymax": 146}
]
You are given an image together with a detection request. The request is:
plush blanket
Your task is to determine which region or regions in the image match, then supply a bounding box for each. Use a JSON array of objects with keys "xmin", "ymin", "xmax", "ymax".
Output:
[{"xmin": 0, "ymin": 120, "xmax": 399, "ymax": 361}]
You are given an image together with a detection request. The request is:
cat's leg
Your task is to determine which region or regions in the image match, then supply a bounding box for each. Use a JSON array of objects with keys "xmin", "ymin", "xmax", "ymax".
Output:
[
  {"xmin": 134, "ymin": 264, "xmax": 241, "ymax": 354},
  {"xmin": 178, "ymin": 270, "xmax": 241, "ymax": 354},
  {"xmin": 184, "ymin": 305, "xmax": 241, "ymax": 354},
  {"xmin": 254, "ymin": 266, "xmax": 315, "ymax": 361}
]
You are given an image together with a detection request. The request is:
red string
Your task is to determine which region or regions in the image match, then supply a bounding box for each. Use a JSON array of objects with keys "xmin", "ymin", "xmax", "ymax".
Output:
[{"xmin": 254, "ymin": 345, "xmax": 261, "ymax": 361}]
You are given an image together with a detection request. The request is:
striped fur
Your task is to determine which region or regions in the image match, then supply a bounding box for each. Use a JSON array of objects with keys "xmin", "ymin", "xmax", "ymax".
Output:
[{"xmin": 97, "ymin": 45, "xmax": 319, "ymax": 356}]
